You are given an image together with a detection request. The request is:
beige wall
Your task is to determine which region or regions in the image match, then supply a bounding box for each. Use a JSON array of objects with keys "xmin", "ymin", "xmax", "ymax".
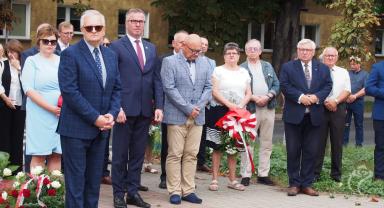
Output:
[{"xmin": 1, "ymin": 0, "xmax": 169, "ymax": 55}]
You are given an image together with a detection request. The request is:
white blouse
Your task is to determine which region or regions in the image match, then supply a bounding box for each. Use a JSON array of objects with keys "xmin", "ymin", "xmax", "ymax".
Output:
[{"xmin": 211, "ymin": 65, "xmax": 251, "ymax": 106}]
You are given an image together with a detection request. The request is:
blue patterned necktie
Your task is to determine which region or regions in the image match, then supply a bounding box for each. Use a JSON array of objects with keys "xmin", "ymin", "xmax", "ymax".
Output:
[{"xmin": 93, "ymin": 47, "xmax": 102, "ymax": 77}]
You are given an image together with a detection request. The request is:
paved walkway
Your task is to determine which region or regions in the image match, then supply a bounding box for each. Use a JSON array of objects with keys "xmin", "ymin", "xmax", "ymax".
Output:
[{"xmin": 98, "ymin": 165, "xmax": 382, "ymax": 208}]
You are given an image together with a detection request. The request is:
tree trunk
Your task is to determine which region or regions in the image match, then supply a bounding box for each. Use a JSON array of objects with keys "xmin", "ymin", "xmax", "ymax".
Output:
[{"xmin": 272, "ymin": 0, "xmax": 304, "ymax": 74}]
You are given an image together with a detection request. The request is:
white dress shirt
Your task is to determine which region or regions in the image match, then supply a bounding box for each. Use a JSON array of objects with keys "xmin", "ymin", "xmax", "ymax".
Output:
[
  {"xmin": 58, "ymin": 39, "xmax": 69, "ymax": 51},
  {"xmin": 327, "ymin": 65, "xmax": 351, "ymax": 100},
  {"xmin": 0, "ymin": 60, "xmax": 23, "ymax": 106},
  {"xmin": 127, "ymin": 34, "xmax": 147, "ymax": 65}
]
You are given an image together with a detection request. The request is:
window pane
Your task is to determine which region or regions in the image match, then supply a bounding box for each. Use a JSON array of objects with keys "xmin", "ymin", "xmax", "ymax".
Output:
[
  {"xmin": 118, "ymin": 10, "xmax": 126, "ymax": 36},
  {"xmin": 57, "ymin": 7, "xmax": 66, "ymax": 28},
  {"xmin": 9, "ymin": 4, "xmax": 26, "ymax": 36},
  {"xmin": 264, "ymin": 23, "xmax": 274, "ymax": 49},
  {"xmin": 375, "ymin": 30, "xmax": 383, "ymax": 54},
  {"xmin": 70, "ymin": 8, "xmax": 81, "ymax": 31},
  {"xmin": 304, "ymin": 25, "xmax": 316, "ymax": 41},
  {"xmin": 250, "ymin": 22, "xmax": 261, "ymax": 40}
]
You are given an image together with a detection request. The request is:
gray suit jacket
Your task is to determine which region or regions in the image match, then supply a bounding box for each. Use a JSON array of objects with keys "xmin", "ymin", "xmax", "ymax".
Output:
[{"xmin": 161, "ymin": 52, "xmax": 212, "ymax": 125}]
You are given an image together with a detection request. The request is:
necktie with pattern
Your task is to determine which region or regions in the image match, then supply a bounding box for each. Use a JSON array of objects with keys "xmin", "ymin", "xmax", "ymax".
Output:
[
  {"xmin": 304, "ymin": 63, "xmax": 311, "ymax": 88},
  {"xmin": 93, "ymin": 48, "xmax": 102, "ymax": 77},
  {"xmin": 135, "ymin": 39, "xmax": 145, "ymax": 71}
]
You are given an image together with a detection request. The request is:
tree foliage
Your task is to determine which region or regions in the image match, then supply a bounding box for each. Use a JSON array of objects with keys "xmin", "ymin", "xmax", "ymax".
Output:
[
  {"xmin": 327, "ymin": 0, "xmax": 380, "ymax": 63},
  {"xmin": 151, "ymin": 0, "xmax": 280, "ymax": 52}
]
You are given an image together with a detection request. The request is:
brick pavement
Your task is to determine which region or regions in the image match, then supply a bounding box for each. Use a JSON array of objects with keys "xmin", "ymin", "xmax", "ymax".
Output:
[{"xmin": 98, "ymin": 165, "xmax": 382, "ymax": 208}]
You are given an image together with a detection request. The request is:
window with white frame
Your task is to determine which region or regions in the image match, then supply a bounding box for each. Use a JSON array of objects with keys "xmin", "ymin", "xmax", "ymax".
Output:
[
  {"xmin": 248, "ymin": 22, "xmax": 275, "ymax": 51},
  {"xmin": 299, "ymin": 25, "xmax": 320, "ymax": 46},
  {"xmin": 375, "ymin": 29, "xmax": 384, "ymax": 55},
  {"xmin": 0, "ymin": 1, "xmax": 31, "ymax": 39},
  {"xmin": 118, "ymin": 10, "xmax": 150, "ymax": 39},
  {"xmin": 56, "ymin": 6, "xmax": 81, "ymax": 33}
]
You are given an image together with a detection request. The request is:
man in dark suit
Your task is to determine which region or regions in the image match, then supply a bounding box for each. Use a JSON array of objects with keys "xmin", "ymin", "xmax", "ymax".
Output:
[
  {"xmin": 110, "ymin": 8, "xmax": 163, "ymax": 208},
  {"xmin": 158, "ymin": 30, "xmax": 189, "ymax": 189},
  {"xmin": 56, "ymin": 21, "xmax": 74, "ymax": 53},
  {"xmin": 279, "ymin": 39, "xmax": 332, "ymax": 196},
  {"xmin": 57, "ymin": 10, "xmax": 121, "ymax": 208},
  {"xmin": 366, "ymin": 61, "xmax": 384, "ymax": 182}
]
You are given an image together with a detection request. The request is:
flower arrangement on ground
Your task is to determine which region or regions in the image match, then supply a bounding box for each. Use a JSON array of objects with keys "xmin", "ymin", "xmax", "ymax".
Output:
[
  {"xmin": 0, "ymin": 166, "xmax": 65, "ymax": 208},
  {"xmin": 0, "ymin": 152, "xmax": 18, "ymax": 181},
  {"xmin": 216, "ymin": 108, "xmax": 257, "ymax": 171}
]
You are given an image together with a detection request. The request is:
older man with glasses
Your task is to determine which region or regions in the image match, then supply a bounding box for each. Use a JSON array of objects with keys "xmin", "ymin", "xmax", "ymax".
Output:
[
  {"xmin": 161, "ymin": 34, "xmax": 211, "ymax": 205},
  {"xmin": 279, "ymin": 39, "xmax": 332, "ymax": 196},
  {"xmin": 239, "ymin": 39, "xmax": 280, "ymax": 187},
  {"xmin": 314, "ymin": 47, "xmax": 351, "ymax": 183},
  {"xmin": 57, "ymin": 9, "xmax": 121, "ymax": 208}
]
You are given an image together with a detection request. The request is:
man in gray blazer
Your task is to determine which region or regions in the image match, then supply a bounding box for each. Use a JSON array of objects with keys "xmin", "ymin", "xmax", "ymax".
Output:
[{"xmin": 161, "ymin": 34, "xmax": 212, "ymax": 205}]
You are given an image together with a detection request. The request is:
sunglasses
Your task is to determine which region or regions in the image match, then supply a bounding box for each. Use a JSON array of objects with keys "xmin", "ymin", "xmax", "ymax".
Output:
[
  {"xmin": 83, "ymin": 25, "xmax": 104, "ymax": 33},
  {"xmin": 40, "ymin": 39, "xmax": 57, "ymax": 46}
]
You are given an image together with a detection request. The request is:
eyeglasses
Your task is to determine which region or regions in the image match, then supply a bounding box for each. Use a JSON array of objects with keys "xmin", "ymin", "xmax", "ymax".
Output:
[
  {"xmin": 40, "ymin": 39, "xmax": 57, "ymax": 46},
  {"xmin": 246, "ymin": 47, "xmax": 260, "ymax": 52},
  {"xmin": 61, "ymin": 32, "xmax": 74, "ymax": 36},
  {"xmin": 127, "ymin": 19, "xmax": 145, "ymax": 24},
  {"xmin": 224, "ymin": 52, "xmax": 239, "ymax": 56},
  {"xmin": 324, "ymin": 54, "xmax": 338, "ymax": 58},
  {"xmin": 83, "ymin": 25, "xmax": 104, "ymax": 33},
  {"xmin": 185, "ymin": 45, "xmax": 202, "ymax": 55},
  {"xmin": 298, "ymin": 48, "xmax": 314, "ymax": 52}
]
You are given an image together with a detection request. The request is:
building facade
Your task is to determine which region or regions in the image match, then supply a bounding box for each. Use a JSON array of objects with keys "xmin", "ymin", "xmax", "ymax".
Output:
[{"xmin": 0, "ymin": 0, "xmax": 383, "ymax": 66}]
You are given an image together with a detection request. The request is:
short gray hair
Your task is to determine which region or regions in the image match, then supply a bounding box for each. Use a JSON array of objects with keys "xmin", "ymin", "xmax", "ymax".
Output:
[
  {"xmin": 297, "ymin": 39, "xmax": 316, "ymax": 49},
  {"xmin": 245, "ymin": 39, "xmax": 261, "ymax": 50},
  {"xmin": 80, "ymin": 10, "xmax": 105, "ymax": 28},
  {"xmin": 125, "ymin": 8, "xmax": 145, "ymax": 21}
]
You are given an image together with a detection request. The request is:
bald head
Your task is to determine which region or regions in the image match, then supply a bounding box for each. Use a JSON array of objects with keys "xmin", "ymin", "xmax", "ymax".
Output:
[
  {"xmin": 172, "ymin": 30, "xmax": 188, "ymax": 53},
  {"xmin": 182, "ymin": 34, "xmax": 202, "ymax": 60}
]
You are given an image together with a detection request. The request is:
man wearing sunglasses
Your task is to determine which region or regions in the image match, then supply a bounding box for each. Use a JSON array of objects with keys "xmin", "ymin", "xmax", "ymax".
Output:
[
  {"xmin": 57, "ymin": 21, "xmax": 74, "ymax": 53},
  {"xmin": 110, "ymin": 8, "xmax": 163, "ymax": 208},
  {"xmin": 57, "ymin": 10, "xmax": 121, "ymax": 208}
]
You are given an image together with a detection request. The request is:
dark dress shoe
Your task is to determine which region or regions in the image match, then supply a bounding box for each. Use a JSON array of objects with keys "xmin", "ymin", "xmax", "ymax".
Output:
[
  {"xmin": 159, "ymin": 180, "xmax": 167, "ymax": 189},
  {"xmin": 287, "ymin": 186, "xmax": 300, "ymax": 196},
  {"xmin": 138, "ymin": 185, "xmax": 149, "ymax": 191},
  {"xmin": 240, "ymin": 177, "xmax": 250, "ymax": 186},
  {"xmin": 197, "ymin": 164, "xmax": 211, "ymax": 172},
  {"xmin": 257, "ymin": 176, "xmax": 275, "ymax": 186},
  {"xmin": 101, "ymin": 176, "xmax": 112, "ymax": 185},
  {"xmin": 114, "ymin": 196, "xmax": 127, "ymax": 208},
  {"xmin": 331, "ymin": 176, "xmax": 341, "ymax": 182},
  {"xmin": 126, "ymin": 193, "xmax": 151, "ymax": 208},
  {"xmin": 301, "ymin": 187, "xmax": 319, "ymax": 196}
]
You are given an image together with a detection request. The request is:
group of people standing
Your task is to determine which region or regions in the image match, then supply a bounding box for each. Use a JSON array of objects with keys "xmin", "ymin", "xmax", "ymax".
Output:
[{"xmin": 1, "ymin": 6, "xmax": 384, "ymax": 208}]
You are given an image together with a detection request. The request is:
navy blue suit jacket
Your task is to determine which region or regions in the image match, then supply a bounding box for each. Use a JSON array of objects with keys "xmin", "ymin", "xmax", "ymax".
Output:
[
  {"xmin": 57, "ymin": 39, "xmax": 121, "ymax": 139},
  {"xmin": 366, "ymin": 61, "xmax": 384, "ymax": 120},
  {"xmin": 109, "ymin": 36, "xmax": 163, "ymax": 117},
  {"xmin": 279, "ymin": 59, "xmax": 332, "ymax": 126}
]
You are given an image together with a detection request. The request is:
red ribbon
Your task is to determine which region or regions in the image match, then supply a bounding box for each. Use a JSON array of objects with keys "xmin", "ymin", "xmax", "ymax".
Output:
[{"xmin": 215, "ymin": 108, "xmax": 257, "ymax": 173}]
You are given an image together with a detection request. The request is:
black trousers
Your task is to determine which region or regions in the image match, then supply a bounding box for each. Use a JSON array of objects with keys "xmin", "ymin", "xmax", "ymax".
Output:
[
  {"xmin": 285, "ymin": 114, "xmax": 322, "ymax": 188},
  {"xmin": 315, "ymin": 104, "xmax": 346, "ymax": 179},
  {"xmin": 0, "ymin": 106, "xmax": 25, "ymax": 172},
  {"xmin": 374, "ymin": 120, "xmax": 384, "ymax": 179},
  {"xmin": 197, "ymin": 124, "xmax": 207, "ymax": 167},
  {"xmin": 160, "ymin": 122, "xmax": 168, "ymax": 182}
]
